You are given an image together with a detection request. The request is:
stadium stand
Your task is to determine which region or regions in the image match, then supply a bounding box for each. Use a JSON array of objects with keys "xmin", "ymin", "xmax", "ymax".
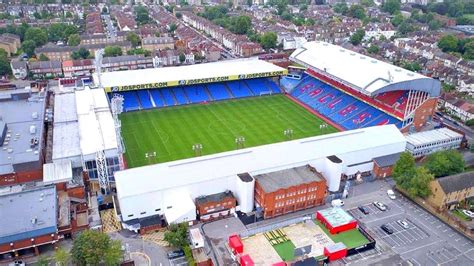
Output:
[
  {"xmin": 113, "ymin": 78, "xmax": 281, "ymax": 111},
  {"xmin": 290, "ymin": 76, "xmax": 402, "ymax": 130}
]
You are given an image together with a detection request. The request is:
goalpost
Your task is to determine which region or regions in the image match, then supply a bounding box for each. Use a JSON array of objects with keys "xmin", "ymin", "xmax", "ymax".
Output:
[{"xmin": 259, "ymin": 91, "xmax": 273, "ymax": 96}]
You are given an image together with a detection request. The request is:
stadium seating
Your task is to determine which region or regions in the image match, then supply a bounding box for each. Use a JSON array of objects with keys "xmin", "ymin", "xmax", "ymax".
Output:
[
  {"xmin": 207, "ymin": 83, "xmax": 232, "ymax": 100},
  {"xmin": 137, "ymin": 90, "xmax": 153, "ymax": 109},
  {"xmin": 149, "ymin": 89, "xmax": 165, "ymax": 107},
  {"xmin": 290, "ymin": 76, "xmax": 402, "ymax": 130},
  {"xmin": 226, "ymin": 81, "xmax": 254, "ymax": 98},
  {"xmin": 116, "ymin": 78, "xmax": 282, "ymax": 111},
  {"xmin": 184, "ymin": 85, "xmax": 210, "ymax": 103}
]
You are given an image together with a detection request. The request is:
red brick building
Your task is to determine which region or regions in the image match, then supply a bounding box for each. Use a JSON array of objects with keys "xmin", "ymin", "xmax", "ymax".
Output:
[
  {"xmin": 195, "ymin": 191, "xmax": 236, "ymax": 221},
  {"xmin": 372, "ymin": 153, "xmax": 401, "ymax": 179},
  {"xmin": 254, "ymin": 165, "xmax": 327, "ymax": 219}
]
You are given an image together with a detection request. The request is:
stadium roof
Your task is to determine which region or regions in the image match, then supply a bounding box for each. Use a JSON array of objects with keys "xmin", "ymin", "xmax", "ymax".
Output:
[
  {"xmin": 115, "ymin": 125, "xmax": 406, "ymax": 199},
  {"xmin": 290, "ymin": 41, "xmax": 440, "ymax": 97},
  {"xmin": 405, "ymin": 127, "xmax": 463, "ymax": 147},
  {"xmin": 94, "ymin": 59, "xmax": 287, "ymax": 92},
  {"xmin": 0, "ymin": 186, "xmax": 57, "ymax": 245}
]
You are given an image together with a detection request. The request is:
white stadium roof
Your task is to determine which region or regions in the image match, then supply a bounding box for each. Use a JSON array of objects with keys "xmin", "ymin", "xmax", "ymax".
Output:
[
  {"xmin": 290, "ymin": 41, "xmax": 440, "ymax": 97},
  {"xmin": 115, "ymin": 125, "xmax": 406, "ymax": 199},
  {"xmin": 94, "ymin": 59, "xmax": 287, "ymax": 92}
]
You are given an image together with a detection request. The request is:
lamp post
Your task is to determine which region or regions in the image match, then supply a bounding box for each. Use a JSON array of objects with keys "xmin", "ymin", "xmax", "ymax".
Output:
[
  {"xmin": 319, "ymin": 123, "xmax": 328, "ymax": 134},
  {"xmin": 145, "ymin": 151, "xmax": 157, "ymax": 165}
]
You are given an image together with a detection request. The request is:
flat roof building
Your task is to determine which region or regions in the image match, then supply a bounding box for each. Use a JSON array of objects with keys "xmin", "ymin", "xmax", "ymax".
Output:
[{"xmin": 405, "ymin": 128, "xmax": 463, "ymax": 158}]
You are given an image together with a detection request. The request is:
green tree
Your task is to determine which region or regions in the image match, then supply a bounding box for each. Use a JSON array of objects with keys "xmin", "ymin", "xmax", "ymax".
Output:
[
  {"xmin": 21, "ymin": 40, "xmax": 37, "ymax": 57},
  {"xmin": 126, "ymin": 32, "xmax": 141, "ymax": 47},
  {"xmin": 408, "ymin": 167, "xmax": 434, "ymax": 198},
  {"xmin": 179, "ymin": 53, "xmax": 186, "ymax": 63},
  {"xmin": 391, "ymin": 13, "xmax": 404, "ymax": 27},
  {"xmin": 135, "ymin": 5, "xmax": 150, "ymax": 25},
  {"xmin": 25, "ymin": 27, "xmax": 48, "ymax": 47},
  {"xmin": 367, "ymin": 44, "xmax": 380, "ymax": 54},
  {"xmin": 348, "ymin": 4, "xmax": 366, "ymax": 20},
  {"xmin": 104, "ymin": 46, "xmax": 122, "ymax": 57},
  {"xmin": 0, "ymin": 49, "xmax": 11, "ymax": 76},
  {"xmin": 67, "ymin": 33, "xmax": 81, "ymax": 46},
  {"xmin": 168, "ymin": 23, "xmax": 177, "ymax": 33},
  {"xmin": 54, "ymin": 247, "xmax": 70, "ymax": 266},
  {"xmin": 259, "ymin": 32, "xmax": 277, "ymax": 50},
  {"xmin": 71, "ymin": 230, "xmax": 122, "ymax": 265},
  {"xmin": 164, "ymin": 223, "xmax": 189, "ymax": 248},
  {"xmin": 425, "ymin": 150, "xmax": 465, "ymax": 177},
  {"xmin": 104, "ymin": 240, "xmax": 123, "ymax": 266},
  {"xmin": 127, "ymin": 48, "xmax": 151, "ymax": 56},
  {"xmin": 465, "ymin": 118, "xmax": 474, "ymax": 127},
  {"xmin": 382, "ymin": 0, "xmax": 401, "ymax": 15},
  {"xmin": 36, "ymin": 255, "xmax": 50, "ymax": 266},
  {"xmin": 229, "ymin": 16, "xmax": 251, "ymax": 35},
  {"xmin": 393, "ymin": 152, "xmax": 417, "ymax": 190},
  {"xmin": 176, "ymin": 12, "xmax": 182, "ymax": 19},
  {"xmin": 428, "ymin": 19, "xmax": 442, "ymax": 31},
  {"xmin": 39, "ymin": 53, "xmax": 49, "ymax": 61},
  {"xmin": 71, "ymin": 47, "xmax": 90, "ymax": 59},
  {"xmin": 281, "ymin": 11, "xmax": 292, "ymax": 21},
  {"xmin": 398, "ymin": 21, "xmax": 415, "ymax": 34},
  {"xmin": 438, "ymin": 35, "xmax": 459, "ymax": 52},
  {"xmin": 361, "ymin": 0, "xmax": 374, "ymax": 7},
  {"xmin": 333, "ymin": 2, "xmax": 348, "ymax": 15},
  {"xmin": 16, "ymin": 23, "xmax": 30, "ymax": 41},
  {"xmin": 350, "ymin": 29, "xmax": 365, "ymax": 46},
  {"xmin": 463, "ymin": 41, "xmax": 474, "ymax": 60}
]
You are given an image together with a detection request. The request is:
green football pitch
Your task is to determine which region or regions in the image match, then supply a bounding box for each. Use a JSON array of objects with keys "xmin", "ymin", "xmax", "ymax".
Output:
[{"xmin": 120, "ymin": 95, "xmax": 338, "ymax": 168}]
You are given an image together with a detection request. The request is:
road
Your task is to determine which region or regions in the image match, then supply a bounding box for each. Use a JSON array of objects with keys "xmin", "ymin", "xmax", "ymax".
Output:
[
  {"xmin": 102, "ymin": 14, "xmax": 117, "ymax": 40},
  {"xmin": 436, "ymin": 113, "xmax": 474, "ymax": 141}
]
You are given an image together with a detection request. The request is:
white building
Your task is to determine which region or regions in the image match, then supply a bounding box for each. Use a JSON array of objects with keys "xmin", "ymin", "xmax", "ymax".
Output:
[
  {"xmin": 52, "ymin": 86, "xmax": 121, "ymax": 189},
  {"xmin": 114, "ymin": 125, "xmax": 406, "ymax": 230},
  {"xmin": 405, "ymin": 128, "xmax": 463, "ymax": 158}
]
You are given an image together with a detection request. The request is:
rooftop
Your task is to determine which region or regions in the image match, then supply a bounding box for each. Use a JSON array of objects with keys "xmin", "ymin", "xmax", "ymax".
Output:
[
  {"xmin": 94, "ymin": 59, "xmax": 287, "ymax": 92},
  {"xmin": 254, "ymin": 165, "xmax": 325, "ymax": 193},
  {"xmin": 437, "ymin": 171, "xmax": 474, "ymax": 194},
  {"xmin": 317, "ymin": 207, "xmax": 355, "ymax": 227},
  {"xmin": 405, "ymin": 128, "xmax": 463, "ymax": 147},
  {"xmin": 373, "ymin": 153, "xmax": 401, "ymax": 168},
  {"xmin": 195, "ymin": 190, "xmax": 235, "ymax": 205},
  {"xmin": 0, "ymin": 89, "xmax": 46, "ymax": 175},
  {"xmin": 0, "ymin": 185, "xmax": 57, "ymax": 245},
  {"xmin": 290, "ymin": 41, "xmax": 440, "ymax": 97}
]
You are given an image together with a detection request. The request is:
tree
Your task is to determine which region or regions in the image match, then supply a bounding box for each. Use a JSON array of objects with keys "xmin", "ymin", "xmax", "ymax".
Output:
[
  {"xmin": 428, "ymin": 19, "xmax": 442, "ymax": 31},
  {"xmin": 367, "ymin": 44, "xmax": 380, "ymax": 54},
  {"xmin": 259, "ymin": 32, "xmax": 277, "ymax": 50},
  {"xmin": 164, "ymin": 223, "xmax": 189, "ymax": 248},
  {"xmin": 54, "ymin": 247, "xmax": 70, "ymax": 266},
  {"xmin": 361, "ymin": 0, "xmax": 374, "ymax": 7},
  {"xmin": 104, "ymin": 240, "xmax": 123, "ymax": 266},
  {"xmin": 127, "ymin": 48, "xmax": 151, "ymax": 56},
  {"xmin": 333, "ymin": 2, "xmax": 348, "ymax": 15},
  {"xmin": 281, "ymin": 11, "xmax": 292, "ymax": 21},
  {"xmin": 438, "ymin": 35, "xmax": 459, "ymax": 52},
  {"xmin": 126, "ymin": 32, "xmax": 141, "ymax": 47},
  {"xmin": 67, "ymin": 33, "xmax": 81, "ymax": 46},
  {"xmin": 71, "ymin": 47, "xmax": 90, "ymax": 59},
  {"xmin": 398, "ymin": 21, "xmax": 415, "ymax": 35},
  {"xmin": 407, "ymin": 167, "xmax": 434, "ymax": 198},
  {"xmin": 71, "ymin": 230, "xmax": 122, "ymax": 266},
  {"xmin": 462, "ymin": 40, "xmax": 474, "ymax": 60},
  {"xmin": 391, "ymin": 13, "xmax": 404, "ymax": 27},
  {"xmin": 135, "ymin": 5, "xmax": 150, "ymax": 25},
  {"xmin": 39, "ymin": 53, "xmax": 49, "ymax": 61},
  {"xmin": 102, "ymin": 6, "xmax": 108, "ymax": 14},
  {"xmin": 21, "ymin": 40, "xmax": 37, "ymax": 57},
  {"xmin": 382, "ymin": 0, "xmax": 401, "ymax": 15},
  {"xmin": 24, "ymin": 27, "xmax": 48, "ymax": 47},
  {"xmin": 350, "ymin": 29, "xmax": 365, "ymax": 46},
  {"xmin": 179, "ymin": 53, "xmax": 186, "ymax": 63},
  {"xmin": 229, "ymin": 16, "xmax": 251, "ymax": 35},
  {"xmin": 36, "ymin": 255, "xmax": 50, "ymax": 266},
  {"xmin": 348, "ymin": 4, "xmax": 366, "ymax": 20},
  {"xmin": 104, "ymin": 46, "xmax": 122, "ymax": 57},
  {"xmin": 168, "ymin": 23, "xmax": 177, "ymax": 33},
  {"xmin": 465, "ymin": 118, "xmax": 474, "ymax": 127},
  {"xmin": 425, "ymin": 150, "xmax": 465, "ymax": 177},
  {"xmin": 0, "ymin": 49, "xmax": 11, "ymax": 76},
  {"xmin": 176, "ymin": 12, "xmax": 182, "ymax": 19},
  {"xmin": 393, "ymin": 152, "xmax": 417, "ymax": 191}
]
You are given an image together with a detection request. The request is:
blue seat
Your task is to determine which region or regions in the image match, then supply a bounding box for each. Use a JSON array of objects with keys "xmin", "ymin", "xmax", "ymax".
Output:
[
  {"xmin": 245, "ymin": 79, "xmax": 271, "ymax": 95},
  {"xmin": 118, "ymin": 91, "xmax": 140, "ymax": 111},
  {"xmin": 207, "ymin": 83, "xmax": 231, "ymax": 100},
  {"xmin": 184, "ymin": 85, "xmax": 209, "ymax": 103},
  {"xmin": 161, "ymin": 89, "xmax": 176, "ymax": 106},
  {"xmin": 266, "ymin": 79, "xmax": 281, "ymax": 93},
  {"xmin": 149, "ymin": 89, "xmax": 165, "ymax": 107},
  {"xmin": 226, "ymin": 81, "xmax": 253, "ymax": 98},
  {"xmin": 137, "ymin": 90, "xmax": 153, "ymax": 109},
  {"xmin": 173, "ymin": 87, "xmax": 189, "ymax": 105}
]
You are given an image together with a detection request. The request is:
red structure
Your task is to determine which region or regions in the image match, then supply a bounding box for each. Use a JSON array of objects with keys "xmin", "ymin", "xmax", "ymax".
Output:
[
  {"xmin": 316, "ymin": 208, "xmax": 357, "ymax": 234},
  {"xmin": 272, "ymin": 262, "xmax": 286, "ymax": 266},
  {"xmin": 324, "ymin": 242, "xmax": 347, "ymax": 261},
  {"xmin": 228, "ymin": 235, "xmax": 243, "ymax": 254},
  {"xmin": 239, "ymin": 254, "xmax": 254, "ymax": 266}
]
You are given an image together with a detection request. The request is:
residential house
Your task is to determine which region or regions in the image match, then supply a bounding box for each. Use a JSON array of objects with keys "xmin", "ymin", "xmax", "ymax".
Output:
[
  {"xmin": 62, "ymin": 59, "xmax": 95, "ymax": 77},
  {"xmin": 0, "ymin": 33, "xmax": 21, "ymax": 55},
  {"xmin": 10, "ymin": 60, "xmax": 28, "ymax": 79},
  {"xmin": 35, "ymin": 41, "xmax": 132, "ymax": 61},
  {"xmin": 29, "ymin": 60, "xmax": 63, "ymax": 78},
  {"xmin": 426, "ymin": 172, "xmax": 474, "ymax": 211},
  {"xmin": 142, "ymin": 37, "xmax": 175, "ymax": 51},
  {"xmin": 439, "ymin": 93, "xmax": 474, "ymax": 122}
]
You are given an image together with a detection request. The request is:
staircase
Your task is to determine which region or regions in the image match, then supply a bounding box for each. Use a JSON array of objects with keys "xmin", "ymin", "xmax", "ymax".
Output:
[{"xmin": 148, "ymin": 90, "xmax": 156, "ymax": 108}]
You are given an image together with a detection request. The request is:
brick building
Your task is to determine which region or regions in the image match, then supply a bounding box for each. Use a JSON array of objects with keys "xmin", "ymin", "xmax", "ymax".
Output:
[
  {"xmin": 195, "ymin": 191, "xmax": 236, "ymax": 221},
  {"xmin": 372, "ymin": 153, "xmax": 401, "ymax": 179},
  {"xmin": 426, "ymin": 172, "xmax": 474, "ymax": 211},
  {"xmin": 254, "ymin": 165, "xmax": 327, "ymax": 219}
]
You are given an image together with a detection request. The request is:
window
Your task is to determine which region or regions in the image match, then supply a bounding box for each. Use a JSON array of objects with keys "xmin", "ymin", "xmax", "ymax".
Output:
[
  {"xmin": 127, "ymin": 214, "xmax": 134, "ymax": 217},
  {"xmin": 155, "ymin": 208, "xmax": 161, "ymax": 212},
  {"xmin": 167, "ymin": 206, "xmax": 172, "ymax": 209},
  {"xmin": 140, "ymin": 211, "xmax": 146, "ymax": 215}
]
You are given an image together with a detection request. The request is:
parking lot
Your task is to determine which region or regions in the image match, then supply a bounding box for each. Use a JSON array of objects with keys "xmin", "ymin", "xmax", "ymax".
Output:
[
  {"xmin": 169, "ymin": 256, "xmax": 187, "ymax": 266},
  {"xmin": 343, "ymin": 180, "xmax": 474, "ymax": 266}
]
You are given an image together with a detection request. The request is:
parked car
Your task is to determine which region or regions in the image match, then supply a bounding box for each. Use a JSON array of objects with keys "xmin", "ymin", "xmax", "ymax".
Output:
[
  {"xmin": 387, "ymin": 189, "xmax": 396, "ymax": 200},
  {"xmin": 461, "ymin": 209, "xmax": 474, "ymax": 218},
  {"xmin": 397, "ymin": 219, "xmax": 410, "ymax": 229},
  {"xmin": 331, "ymin": 199, "xmax": 344, "ymax": 207},
  {"xmin": 373, "ymin": 201, "xmax": 387, "ymax": 211},
  {"xmin": 167, "ymin": 249, "xmax": 185, "ymax": 260},
  {"xmin": 381, "ymin": 224, "xmax": 394, "ymax": 234},
  {"xmin": 358, "ymin": 206, "xmax": 370, "ymax": 215}
]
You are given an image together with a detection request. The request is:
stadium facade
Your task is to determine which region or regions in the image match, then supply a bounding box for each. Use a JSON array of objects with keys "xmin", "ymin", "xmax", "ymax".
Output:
[{"xmin": 114, "ymin": 125, "xmax": 406, "ymax": 231}]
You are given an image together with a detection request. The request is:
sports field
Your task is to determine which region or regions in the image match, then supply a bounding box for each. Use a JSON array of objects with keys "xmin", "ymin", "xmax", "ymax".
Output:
[{"xmin": 120, "ymin": 95, "xmax": 338, "ymax": 168}]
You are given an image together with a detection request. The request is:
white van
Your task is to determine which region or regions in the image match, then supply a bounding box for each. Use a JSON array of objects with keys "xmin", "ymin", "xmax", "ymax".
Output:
[{"xmin": 331, "ymin": 199, "xmax": 344, "ymax": 207}]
